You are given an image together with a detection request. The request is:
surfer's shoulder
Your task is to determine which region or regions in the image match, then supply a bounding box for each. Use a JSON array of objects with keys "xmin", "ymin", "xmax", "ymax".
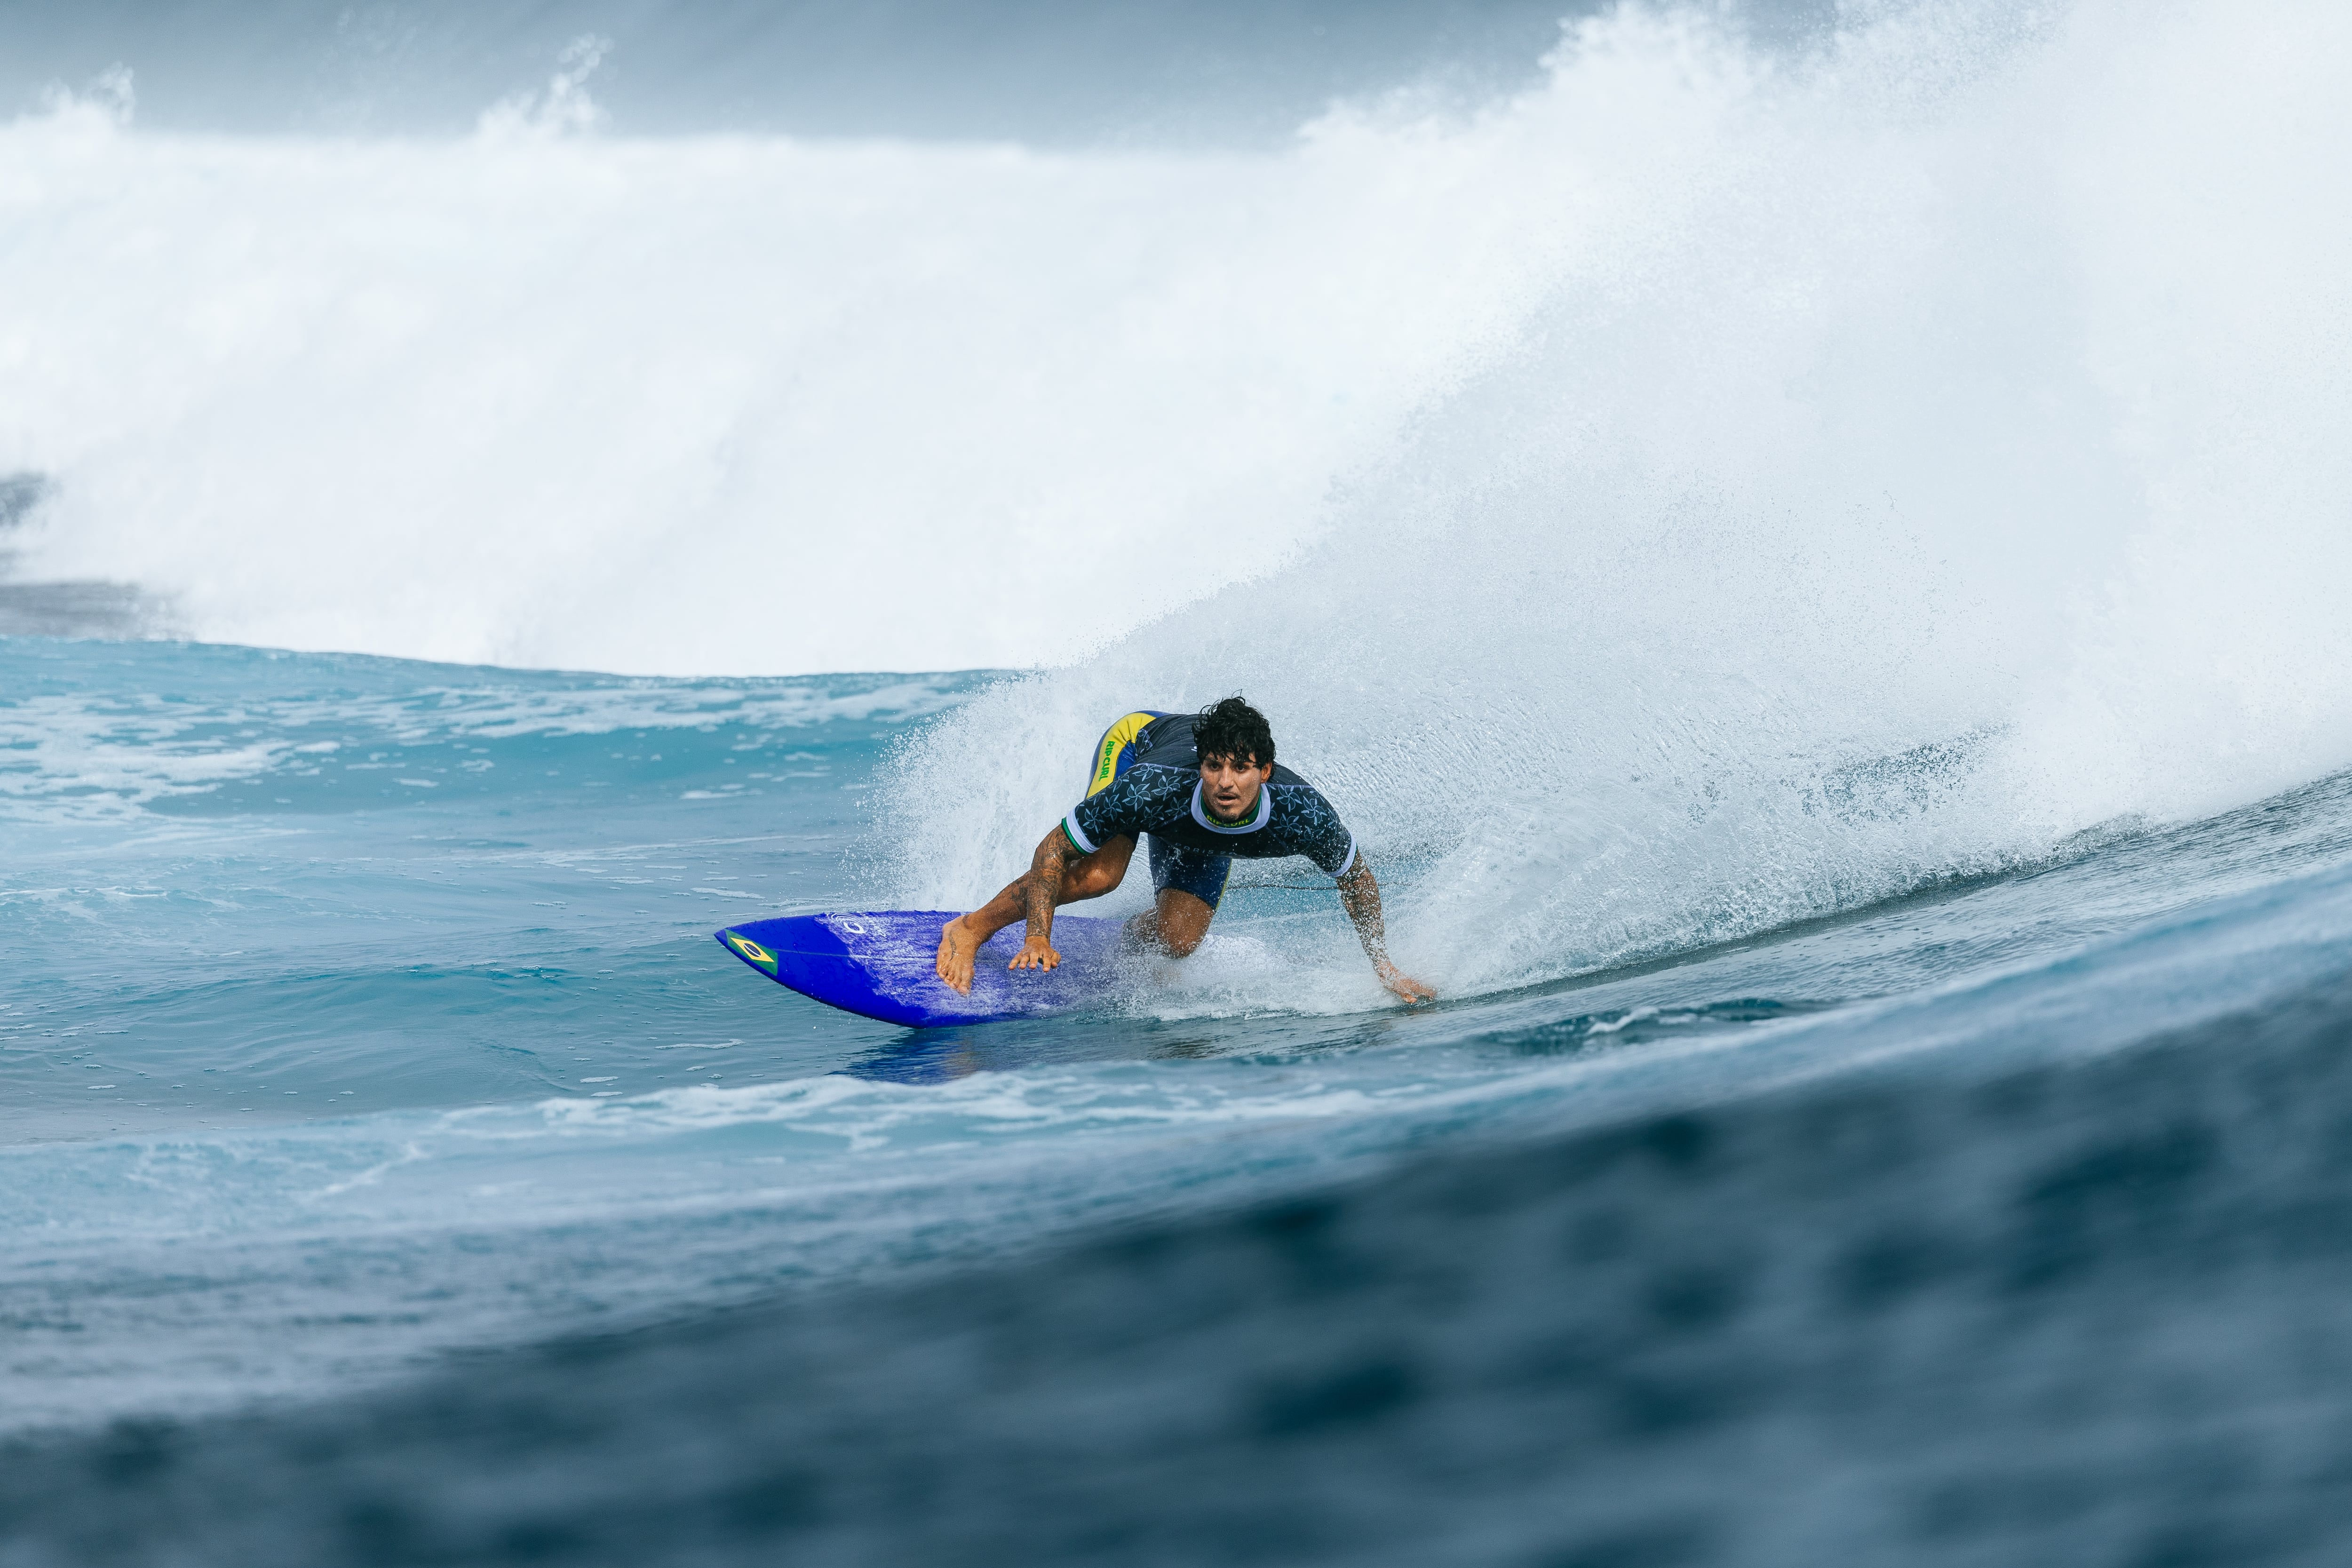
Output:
[
  {"xmin": 1265, "ymin": 773, "xmax": 1344, "ymax": 828},
  {"xmin": 1092, "ymin": 757, "xmax": 1194, "ymax": 815}
]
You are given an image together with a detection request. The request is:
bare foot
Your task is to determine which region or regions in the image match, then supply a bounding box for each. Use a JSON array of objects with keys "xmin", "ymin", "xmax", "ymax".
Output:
[{"xmin": 936, "ymin": 915, "xmax": 981, "ymax": 994}]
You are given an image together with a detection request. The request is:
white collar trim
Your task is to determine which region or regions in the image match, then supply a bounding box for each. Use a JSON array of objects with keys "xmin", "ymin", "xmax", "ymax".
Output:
[{"xmin": 1190, "ymin": 779, "xmax": 1271, "ymax": 835}]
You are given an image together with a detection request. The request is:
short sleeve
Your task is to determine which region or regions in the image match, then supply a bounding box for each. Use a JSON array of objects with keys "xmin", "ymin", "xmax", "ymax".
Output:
[
  {"xmin": 1280, "ymin": 788, "xmax": 1358, "ymax": 877},
  {"xmin": 1066, "ymin": 769, "xmax": 1183, "ymax": 853}
]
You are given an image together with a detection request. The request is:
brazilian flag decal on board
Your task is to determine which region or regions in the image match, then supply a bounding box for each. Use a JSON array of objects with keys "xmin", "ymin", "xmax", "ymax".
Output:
[{"xmin": 722, "ymin": 929, "xmax": 779, "ymax": 975}]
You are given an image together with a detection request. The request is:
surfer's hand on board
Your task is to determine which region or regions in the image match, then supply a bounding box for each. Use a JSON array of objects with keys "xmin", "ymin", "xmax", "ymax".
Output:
[
  {"xmin": 1008, "ymin": 934, "xmax": 1062, "ymax": 975},
  {"xmin": 1375, "ymin": 960, "xmax": 1436, "ymax": 1005}
]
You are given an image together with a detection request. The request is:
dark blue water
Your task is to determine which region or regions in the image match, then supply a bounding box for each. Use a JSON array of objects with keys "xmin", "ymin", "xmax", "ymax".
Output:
[{"xmin": 8, "ymin": 636, "xmax": 2352, "ymax": 1563}]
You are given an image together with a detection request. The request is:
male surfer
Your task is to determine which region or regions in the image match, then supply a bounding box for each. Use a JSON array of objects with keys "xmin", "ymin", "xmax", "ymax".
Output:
[{"xmin": 935, "ymin": 697, "xmax": 1435, "ymax": 1003}]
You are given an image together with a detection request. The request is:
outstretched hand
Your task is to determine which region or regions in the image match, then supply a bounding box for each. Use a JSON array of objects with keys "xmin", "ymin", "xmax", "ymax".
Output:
[
  {"xmin": 1008, "ymin": 934, "xmax": 1062, "ymax": 975},
  {"xmin": 1375, "ymin": 960, "xmax": 1436, "ymax": 1005}
]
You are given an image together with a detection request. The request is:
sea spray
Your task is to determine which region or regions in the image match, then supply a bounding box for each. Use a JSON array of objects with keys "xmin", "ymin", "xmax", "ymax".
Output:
[{"xmin": 879, "ymin": 0, "xmax": 2352, "ymax": 997}]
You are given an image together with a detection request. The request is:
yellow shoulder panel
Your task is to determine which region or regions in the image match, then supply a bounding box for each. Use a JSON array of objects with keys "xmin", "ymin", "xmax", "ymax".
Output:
[{"xmin": 1086, "ymin": 711, "xmax": 1164, "ymax": 797}]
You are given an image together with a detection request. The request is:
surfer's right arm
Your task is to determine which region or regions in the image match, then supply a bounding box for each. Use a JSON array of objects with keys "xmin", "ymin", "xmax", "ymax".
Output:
[
  {"xmin": 1008, "ymin": 825, "xmax": 1074, "ymax": 973},
  {"xmin": 1336, "ymin": 853, "xmax": 1436, "ymax": 1005}
]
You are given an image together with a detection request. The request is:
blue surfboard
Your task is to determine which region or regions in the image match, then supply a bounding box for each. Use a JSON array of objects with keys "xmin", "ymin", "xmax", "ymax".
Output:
[{"xmin": 715, "ymin": 911, "xmax": 1126, "ymax": 1027}]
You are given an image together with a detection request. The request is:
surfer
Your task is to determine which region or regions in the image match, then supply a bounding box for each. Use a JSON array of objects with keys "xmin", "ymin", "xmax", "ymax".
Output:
[{"xmin": 935, "ymin": 697, "xmax": 1435, "ymax": 1003}]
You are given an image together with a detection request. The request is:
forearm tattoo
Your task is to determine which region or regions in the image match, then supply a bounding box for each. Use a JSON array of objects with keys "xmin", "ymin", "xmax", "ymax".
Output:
[
  {"xmin": 1025, "ymin": 831, "xmax": 1070, "ymax": 940},
  {"xmin": 1337, "ymin": 858, "xmax": 1389, "ymax": 964}
]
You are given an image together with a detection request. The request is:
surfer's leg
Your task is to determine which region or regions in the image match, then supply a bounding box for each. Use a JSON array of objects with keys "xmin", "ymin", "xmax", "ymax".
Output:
[
  {"xmin": 939, "ymin": 710, "xmax": 1167, "ymax": 989},
  {"xmin": 937, "ymin": 836, "xmax": 1136, "ymax": 988},
  {"xmin": 1126, "ymin": 839, "xmax": 1230, "ymax": 958},
  {"xmin": 1128, "ymin": 888, "xmax": 1216, "ymax": 957}
]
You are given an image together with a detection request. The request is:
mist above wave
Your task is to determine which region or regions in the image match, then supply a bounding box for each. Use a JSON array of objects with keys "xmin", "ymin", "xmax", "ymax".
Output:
[
  {"xmin": 881, "ymin": 0, "xmax": 2352, "ymax": 996},
  {"xmin": 0, "ymin": 53, "xmax": 1580, "ymax": 672}
]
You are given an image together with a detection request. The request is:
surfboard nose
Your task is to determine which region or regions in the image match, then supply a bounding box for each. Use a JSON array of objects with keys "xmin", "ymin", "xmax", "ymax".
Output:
[{"xmin": 716, "ymin": 928, "xmax": 780, "ymax": 974}]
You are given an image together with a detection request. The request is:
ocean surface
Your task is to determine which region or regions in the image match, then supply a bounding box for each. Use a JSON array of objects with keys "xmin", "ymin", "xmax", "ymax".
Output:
[
  {"xmin": 5, "ymin": 0, "xmax": 2352, "ymax": 1563},
  {"xmin": 8, "ymin": 637, "xmax": 2352, "ymax": 1564}
]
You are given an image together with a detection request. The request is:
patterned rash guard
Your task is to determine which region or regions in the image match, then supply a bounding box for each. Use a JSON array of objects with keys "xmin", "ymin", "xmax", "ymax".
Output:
[{"xmin": 1061, "ymin": 713, "xmax": 1359, "ymax": 893}]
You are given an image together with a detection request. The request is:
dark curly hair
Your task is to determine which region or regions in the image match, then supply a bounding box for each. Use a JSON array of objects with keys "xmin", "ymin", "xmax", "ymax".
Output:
[{"xmin": 1193, "ymin": 695, "xmax": 1274, "ymax": 768}]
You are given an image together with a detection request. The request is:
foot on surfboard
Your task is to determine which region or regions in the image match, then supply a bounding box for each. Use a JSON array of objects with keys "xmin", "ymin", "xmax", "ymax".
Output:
[{"xmin": 935, "ymin": 915, "xmax": 980, "ymax": 994}]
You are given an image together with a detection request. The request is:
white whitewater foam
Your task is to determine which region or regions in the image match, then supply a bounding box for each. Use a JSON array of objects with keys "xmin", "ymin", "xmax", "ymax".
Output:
[
  {"xmin": 880, "ymin": 0, "xmax": 2352, "ymax": 998},
  {"xmin": 0, "ymin": 49, "xmax": 1569, "ymax": 673}
]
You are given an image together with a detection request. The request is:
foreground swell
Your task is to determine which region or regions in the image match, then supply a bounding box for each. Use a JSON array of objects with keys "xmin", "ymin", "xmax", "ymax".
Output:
[{"xmin": 9, "ymin": 947, "xmax": 2352, "ymax": 1567}]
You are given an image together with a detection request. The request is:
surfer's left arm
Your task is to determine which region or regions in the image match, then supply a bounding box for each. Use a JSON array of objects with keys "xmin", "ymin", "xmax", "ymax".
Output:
[{"xmin": 1336, "ymin": 854, "xmax": 1435, "ymax": 1004}]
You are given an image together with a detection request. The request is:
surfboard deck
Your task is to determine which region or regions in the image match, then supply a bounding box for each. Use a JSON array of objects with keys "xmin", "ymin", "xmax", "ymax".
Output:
[{"xmin": 715, "ymin": 911, "xmax": 1126, "ymax": 1028}]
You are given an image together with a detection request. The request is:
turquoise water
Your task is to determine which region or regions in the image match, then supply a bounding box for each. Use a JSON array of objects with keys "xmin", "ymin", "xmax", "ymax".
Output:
[
  {"xmin": 13, "ymin": 633, "xmax": 2352, "ymax": 1452},
  {"xmin": 0, "ymin": 638, "xmax": 940, "ymax": 1139}
]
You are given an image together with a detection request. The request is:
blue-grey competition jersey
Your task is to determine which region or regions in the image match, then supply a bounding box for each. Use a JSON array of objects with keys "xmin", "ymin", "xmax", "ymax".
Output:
[{"xmin": 1063, "ymin": 714, "xmax": 1358, "ymax": 876}]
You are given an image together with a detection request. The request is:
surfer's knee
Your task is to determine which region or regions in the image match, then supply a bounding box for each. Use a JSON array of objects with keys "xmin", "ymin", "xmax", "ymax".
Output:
[{"xmin": 1152, "ymin": 889, "xmax": 1214, "ymax": 957}]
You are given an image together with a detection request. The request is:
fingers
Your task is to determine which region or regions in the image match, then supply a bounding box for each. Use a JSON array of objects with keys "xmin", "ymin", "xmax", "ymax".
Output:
[
  {"xmin": 1386, "ymin": 965, "xmax": 1430, "ymax": 1002},
  {"xmin": 1382, "ymin": 972, "xmax": 1435, "ymax": 1003}
]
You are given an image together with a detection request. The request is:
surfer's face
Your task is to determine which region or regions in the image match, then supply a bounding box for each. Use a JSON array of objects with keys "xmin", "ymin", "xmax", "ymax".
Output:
[{"xmin": 1199, "ymin": 752, "xmax": 1273, "ymax": 822}]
